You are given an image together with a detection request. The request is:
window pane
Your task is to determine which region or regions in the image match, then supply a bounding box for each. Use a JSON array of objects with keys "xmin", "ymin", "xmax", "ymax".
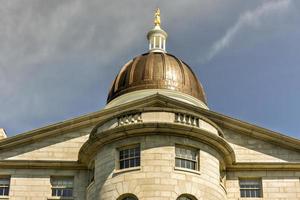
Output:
[
  {"xmin": 125, "ymin": 160, "xmax": 129, "ymax": 168},
  {"xmin": 239, "ymin": 179, "xmax": 262, "ymax": 198},
  {"xmin": 175, "ymin": 146, "xmax": 198, "ymax": 170},
  {"xmin": 51, "ymin": 177, "xmax": 73, "ymax": 197},
  {"xmin": 130, "ymin": 159, "xmax": 135, "ymax": 167},
  {"xmin": 0, "ymin": 178, "xmax": 10, "ymax": 196},
  {"xmin": 119, "ymin": 145, "xmax": 140, "ymax": 169},
  {"xmin": 122, "ymin": 196, "xmax": 137, "ymax": 200},
  {"xmin": 177, "ymin": 196, "xmax": 193, "ymax": 200}
]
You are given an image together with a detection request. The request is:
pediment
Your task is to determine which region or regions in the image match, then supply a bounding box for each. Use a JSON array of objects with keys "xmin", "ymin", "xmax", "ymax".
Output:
[{"xmin": 0, "ymin": 93, "xmax": 299, "ymax": 156}]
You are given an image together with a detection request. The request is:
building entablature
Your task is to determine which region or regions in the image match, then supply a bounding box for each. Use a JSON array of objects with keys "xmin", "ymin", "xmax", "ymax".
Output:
[
  {"xmin": 79, "ymin": 120, "xmax": 235, "ymax": 166},
  {"xmin": 90, "ymin": 107, "xmax": 225, "ymax": 138}
]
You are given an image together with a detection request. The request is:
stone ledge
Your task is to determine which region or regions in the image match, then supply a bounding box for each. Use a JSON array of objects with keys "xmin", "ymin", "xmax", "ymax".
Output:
[
  {"xmin": 113, "ymin": 166, "xmax": 141, "ymax": 176},
  {"xmin": 174, "ymin": 166, "xmax": 201, "ymax": 175},
  {"xmin": 79, "ymin": 122, "xmax": 235, "ymax": 166},
  {"xmin": 227, "ymin": 162, "xmax": 300, "ymax": 171},
  {"xmin": 0, "ymin": 160, "xmax": 87, "ymax": 169}
]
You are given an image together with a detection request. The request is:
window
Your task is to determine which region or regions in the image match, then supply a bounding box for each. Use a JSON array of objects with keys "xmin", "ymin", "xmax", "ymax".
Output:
[
  {"xmin": 175, "ymin": 145, "xmax": 198, "ymax": 170},
  {"xmin": 239, "ymin": 178, "xmax": 262, "ymax": 198},
  {"xmin": 0, "ymin": 177, "xmax": 10, "ymax": 196},
  {"xmin": 122, "ymin": 197, "xmax": 137, "ymax": 200},
  {"xmin": 119, "ymin": 145, "xmax": 140, "ymax": 169},
  {"xmin": 117, "ymin": 194, "xmax": 138, "ymax": 200},
  {"xmin": 177, "ymin": 194, "xmax": 197, "ymax": 200},
  {"xmin": 51, "ymin": 177, "xmax": 74, "ymax": 197}
]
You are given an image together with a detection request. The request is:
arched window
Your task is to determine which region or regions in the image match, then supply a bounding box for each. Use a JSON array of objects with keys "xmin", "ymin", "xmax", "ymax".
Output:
[
  {"xmin": 117, "ymin": 194, "xmax": 138, "ymax": 200},
  {"xmin": 177, "ymin": 194, "xmax": 197, "ymax": 200}
]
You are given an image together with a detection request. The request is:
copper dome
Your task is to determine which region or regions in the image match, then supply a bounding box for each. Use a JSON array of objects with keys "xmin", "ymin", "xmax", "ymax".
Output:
[{"xmin": 107, "ymin": 52, "xmax": 207, "ymax": 104}]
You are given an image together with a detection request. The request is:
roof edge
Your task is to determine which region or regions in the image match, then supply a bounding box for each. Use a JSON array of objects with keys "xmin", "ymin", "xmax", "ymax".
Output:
[{"xmin": 0, "ymin": 93, "xmax": 299, "ymax": 152}]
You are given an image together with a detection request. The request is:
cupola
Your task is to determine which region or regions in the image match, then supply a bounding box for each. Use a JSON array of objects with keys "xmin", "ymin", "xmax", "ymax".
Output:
[
  {"xmin": 106, "ymin": 9, "xmax": 207, "ymax": 109},
  {"xmin": 147, "ymin": 8, "xmax": 168, "ymax": 53}
]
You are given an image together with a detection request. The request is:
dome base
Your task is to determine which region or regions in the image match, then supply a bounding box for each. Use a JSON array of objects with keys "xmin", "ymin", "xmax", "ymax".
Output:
[{"xmin": 105, "ymin": 89, "xmax": 209, "ymax": 109}]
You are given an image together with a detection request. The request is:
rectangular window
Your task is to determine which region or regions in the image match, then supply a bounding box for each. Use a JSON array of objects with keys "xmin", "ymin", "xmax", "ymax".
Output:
[
  {"xmin": 175, "ymin": 145, "xmax": 198, "ymax": 170},
  {"xmin": 119, "ymin": 145, "xmax": 140, "ymax": 169},
  {"xmin": 0, "ymin": 177, "xmax": 10, "ymax": 196},
  {"xmin": 239, "ymin": 178, "xmax": 262, "ymax": 198},
  {"xmin": 51, "ymin": 177, "xmax": 74, "ymax": 197}
]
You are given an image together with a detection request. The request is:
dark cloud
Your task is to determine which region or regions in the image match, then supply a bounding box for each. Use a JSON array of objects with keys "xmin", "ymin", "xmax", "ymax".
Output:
[{"xmin": 0, "ymin": 0, "xmax": 299, "ymax": 139}]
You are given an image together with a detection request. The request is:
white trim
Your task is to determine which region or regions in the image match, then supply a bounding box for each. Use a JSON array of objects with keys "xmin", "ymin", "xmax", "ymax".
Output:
[{"xmin": 106, "ymin": 89, "xmax": 208, "ymax": 109}]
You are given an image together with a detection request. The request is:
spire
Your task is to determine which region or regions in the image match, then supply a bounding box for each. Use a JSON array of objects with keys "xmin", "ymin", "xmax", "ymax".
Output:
[{"xmin": 147, "ymin": 8, "xmax": 168, "ymax": 53}]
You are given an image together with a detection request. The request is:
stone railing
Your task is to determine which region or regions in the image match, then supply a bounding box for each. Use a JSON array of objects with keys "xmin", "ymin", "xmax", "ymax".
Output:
[
  {"xmin": 118, "ymin": 113, "xmax": 142, "ymax": 126},
  {"xmin": 95, "ymin": 111, "xmax": 219, "ymax": 136},
  {"xmin": 174, "ymin": 113, "xmax": 199, "ymax": 127}
]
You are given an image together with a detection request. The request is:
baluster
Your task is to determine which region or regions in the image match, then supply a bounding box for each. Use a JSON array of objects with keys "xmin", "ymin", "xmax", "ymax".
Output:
[
  {"xmin": 187, "ymin": 115, "xmax": 191, "ymax": 125},
  {"xmin": 175, "ymin": 113, "xmax": 179, "ymax": 122},
  {"xmin": 138, "ymin": 113, "xmax": 142, "ymax": 122}
]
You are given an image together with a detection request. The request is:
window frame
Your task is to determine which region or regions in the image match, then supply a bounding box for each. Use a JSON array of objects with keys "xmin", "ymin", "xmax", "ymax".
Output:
[
  {"xmin": 0, "ymin": 176, "xmax": 10, "ymax": 197},
  {"xmin": 239, "ymin": 178, "xmax": 263, "ymax": 198},
  {"xmin": 175, "ymin": 145, "xmax": 199, "ymax": 171},
  {"xmin": 117, "ymin": 144, "xmax": 141, "ymax": 170},
  {"xmin": 50, "ymin": 176, "xmax": 74, "ymax": 198}
]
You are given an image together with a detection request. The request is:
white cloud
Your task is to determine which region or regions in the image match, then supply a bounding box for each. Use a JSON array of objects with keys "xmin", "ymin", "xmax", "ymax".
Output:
[{"xmin": 204, "ymin": 0, "xmax": 291, "ymax": 62}]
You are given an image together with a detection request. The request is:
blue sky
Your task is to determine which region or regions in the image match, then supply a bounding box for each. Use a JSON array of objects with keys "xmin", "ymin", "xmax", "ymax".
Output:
[{"xmin": 0, "ymin": 0, "xmax": 299, "ymax": 139}]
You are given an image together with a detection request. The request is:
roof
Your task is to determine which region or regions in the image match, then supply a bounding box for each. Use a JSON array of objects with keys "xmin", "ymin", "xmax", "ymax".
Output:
[{"xmin": 107, "ymin": 52, "xmax": 207, "ymax": 104}]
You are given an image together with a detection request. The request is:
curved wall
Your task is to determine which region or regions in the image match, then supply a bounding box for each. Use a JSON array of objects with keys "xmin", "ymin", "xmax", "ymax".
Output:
[{"xmin": 87, "ymin": 135, "xmax": 227, "ymax": 200}]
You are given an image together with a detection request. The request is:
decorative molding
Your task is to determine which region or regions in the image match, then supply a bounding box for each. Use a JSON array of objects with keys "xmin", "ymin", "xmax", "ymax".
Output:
[
  {"xmin": 0, "ymin": 160, "xmax": 87, "ymax": 170},
  {"xmin": 227, "ymin": 162, "xmax": 300, "ymax": 171},
  {"xmin": 0, "ymin": 93, "xmax": 299, "ymax": 153},
  {"xmin": 80, "ymin": 122, "xmax": 235, "ymax": 165},
  {"xmin": 91, "ymin": 108, "xmax": 223, "ymax": 138}
]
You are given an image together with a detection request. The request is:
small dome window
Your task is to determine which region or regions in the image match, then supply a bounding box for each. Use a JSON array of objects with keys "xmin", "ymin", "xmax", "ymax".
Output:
[
  {"xmin": 117, "ymin": 194, "xmax": 138, "ymax": 200},
  {"xmin": 177, "ymin": 194, "xmax": 197, "ymax": 200}
]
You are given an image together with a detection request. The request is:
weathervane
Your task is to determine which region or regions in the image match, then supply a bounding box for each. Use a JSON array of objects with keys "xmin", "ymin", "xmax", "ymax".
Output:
[{"xmin": 154, "ymin": 8, "xmax": 161, "ymax": 26}]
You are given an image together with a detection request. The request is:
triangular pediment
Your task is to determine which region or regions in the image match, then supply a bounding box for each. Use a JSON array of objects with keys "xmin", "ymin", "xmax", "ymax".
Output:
[{"xmin": 0, "ymin": 93, "xmax": 299, "ymax": 156}]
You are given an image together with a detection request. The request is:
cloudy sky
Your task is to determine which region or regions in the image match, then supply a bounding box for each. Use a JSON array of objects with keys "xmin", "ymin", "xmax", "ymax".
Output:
[{"xmin": 0, "ymin": 0, "xmax": 299, "ymax": 139}]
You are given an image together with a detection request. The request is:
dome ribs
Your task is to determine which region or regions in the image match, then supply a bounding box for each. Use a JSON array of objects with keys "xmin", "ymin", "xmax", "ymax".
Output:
[
  {"xmin": 129, "ymin": 56, "xmax": 141, "ymax": 85},
  {"xmin": 107, "ymin": 52, "xmax": 207, "ymax": 104},
  {"xmin": 143, "ymin": 53, "xmax": 154, "ymax": 81},
  {"xmin": 174, "ymin": 55, "xmax": 186, "ymax": 86},
  {"xmin": 152, "ymin": 53, "xmax": 164, "ymax": 81}
]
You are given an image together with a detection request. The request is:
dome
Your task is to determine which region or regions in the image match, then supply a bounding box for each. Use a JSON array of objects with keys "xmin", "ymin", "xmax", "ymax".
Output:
[{"xmin": 107, "ymin": 52, "xmax": 207, "ymax": 105}]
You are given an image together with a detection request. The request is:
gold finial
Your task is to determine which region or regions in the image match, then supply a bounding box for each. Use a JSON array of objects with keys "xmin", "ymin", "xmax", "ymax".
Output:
[{"xmin": 154, "ymin": 8, "xmax": 161, "ymax": 26}]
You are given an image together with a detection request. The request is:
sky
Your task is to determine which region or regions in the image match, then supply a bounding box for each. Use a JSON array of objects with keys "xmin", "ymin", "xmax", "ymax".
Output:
[{"xmin": 0, "ymin": 0, "xmax": 299, "ymax": 139}]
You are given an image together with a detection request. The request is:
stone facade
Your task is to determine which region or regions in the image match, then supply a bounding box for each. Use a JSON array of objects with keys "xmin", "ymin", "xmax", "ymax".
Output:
[
  {"xmin": 226, "ymin": 171, "xmax": 300, "ymax": 200},
  {"xmin": 0, "ymin": 169, "xmax": 87, "ymax": 200},
  {"xmin": 0, "ymin": 95, "xmax": 299, "ymax": 200},
  {"xmin": 90, "ymin": 135, "xmax": 225, "ymax": 200}
]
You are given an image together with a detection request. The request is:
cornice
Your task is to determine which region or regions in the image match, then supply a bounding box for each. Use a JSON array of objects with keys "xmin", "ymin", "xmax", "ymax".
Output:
[
  {"xmin": 79, "ymin": 122, "xmax": 236, "ymax": 165},
  {"xmin": 0, "ymin": 160, "xmax": 87, "ymax": 170},
  {"xmin": 0, "ymin": 94, "xmax": 299, "ymax": 153},
  {"xmin": 227, "ymin": 162, "xmax": 300, "ymax": 171}
]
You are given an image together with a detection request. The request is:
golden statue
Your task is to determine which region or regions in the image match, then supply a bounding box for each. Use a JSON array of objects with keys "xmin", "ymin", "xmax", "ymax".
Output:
[{"xmin": 154, "ymin": 8, "xmax": 161, "ymax": 26}]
